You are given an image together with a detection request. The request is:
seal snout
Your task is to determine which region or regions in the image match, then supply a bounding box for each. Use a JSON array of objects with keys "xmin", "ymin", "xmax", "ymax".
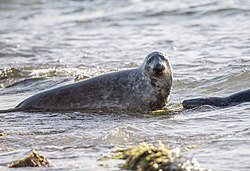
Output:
[{"xmin": 153, "ymin": 63, "xmax": 165, "ymax": 73}]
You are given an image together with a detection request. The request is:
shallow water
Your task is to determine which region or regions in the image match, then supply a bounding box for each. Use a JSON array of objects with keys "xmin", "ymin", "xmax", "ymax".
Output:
[{"xmin": 0, "ymin": 0, "xmax": 250, "ymax": 170}]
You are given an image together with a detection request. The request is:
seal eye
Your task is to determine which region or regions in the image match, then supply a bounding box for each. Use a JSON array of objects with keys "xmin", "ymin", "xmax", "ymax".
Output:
[{"xmin": 147, "ymin": 57, "xmax": 152, "ymax": 64}]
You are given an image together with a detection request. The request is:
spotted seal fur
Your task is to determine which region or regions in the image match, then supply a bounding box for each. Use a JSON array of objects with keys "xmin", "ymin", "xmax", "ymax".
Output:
[{"xmin": 0, "ymin": 51, "xmax": 173, "ymax": 113}]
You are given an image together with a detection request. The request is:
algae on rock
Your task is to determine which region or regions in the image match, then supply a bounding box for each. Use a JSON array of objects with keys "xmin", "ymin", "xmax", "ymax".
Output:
[
  {"xmin": 7, "ymin": 149, "xmax": 50, "ymax": 168},
  {"xmin": 102, "ymin": 142, "xmax": 208, "ymax": 171}
]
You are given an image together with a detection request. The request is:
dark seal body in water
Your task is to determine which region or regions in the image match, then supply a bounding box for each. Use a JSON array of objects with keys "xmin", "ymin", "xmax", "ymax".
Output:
[
  {"xmin": 182, "ymin": 89, "xmax": 250, "ymax": 109},
  {"xmin": 0, "ymin": 52, "xmax": 173, "ymax": 113}
]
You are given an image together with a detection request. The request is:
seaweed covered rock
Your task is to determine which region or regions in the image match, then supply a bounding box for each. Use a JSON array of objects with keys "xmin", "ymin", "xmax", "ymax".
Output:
[
  {"xmin": 103, "ymin": 142, "xmax": 207, "ymax": 171},
  {"xmin": 7, "ymin": 149, "xmax": 50, "ymax": 168},
  {"xmin": 0, "ymin": 133, "xmax": 7, "ymax": 136}
]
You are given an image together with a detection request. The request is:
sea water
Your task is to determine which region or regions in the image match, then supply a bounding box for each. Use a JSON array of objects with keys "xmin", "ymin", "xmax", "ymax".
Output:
[{"xmin": 0, "ymin": 0, "xmax": 250, "ymax": 170}]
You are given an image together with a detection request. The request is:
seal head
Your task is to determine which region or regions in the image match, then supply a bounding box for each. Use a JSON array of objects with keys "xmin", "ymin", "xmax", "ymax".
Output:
[
  {"xmin": 142, "ymin": 51, "xmax": 172, "ymax": 87},
  {"xmin": 139, "ymin": 51, "xmax": 173, "ymax": 110}
]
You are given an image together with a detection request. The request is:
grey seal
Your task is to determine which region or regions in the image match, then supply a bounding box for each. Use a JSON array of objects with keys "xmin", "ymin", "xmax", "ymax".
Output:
[
  {"xmin": 182, "ymin": 89, "xmax": 250, "ymax": 109},
  {"xmin": 0, "ymin": 51, "xmax": 173, "ymax": 113}
]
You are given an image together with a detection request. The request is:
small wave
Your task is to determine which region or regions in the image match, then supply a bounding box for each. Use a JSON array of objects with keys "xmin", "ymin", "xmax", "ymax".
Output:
[
  {"xmin": 208, "ymin": 71, "xmax": 250, "ymax": 93},
  {"xmin": 199, "ymin": 7, "xmax": 250, "ymax": 16},
  {"xmin": 0, "ymin": 65, "xmax": 117, "ymax": 89},
  {"xmin": 142, "ymin": 1, "xmax": 249, "ymax": 18},
  {"xmin": 0, "ymin": 68, "xmax": 23, "ymax": 79},
  {"xmin": 174, "ymin": 70, "xmax": 250, "ymax": 98}
]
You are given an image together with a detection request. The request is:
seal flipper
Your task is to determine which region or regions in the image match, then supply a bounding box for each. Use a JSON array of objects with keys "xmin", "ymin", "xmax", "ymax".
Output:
[
  {"xmin": 0, "ymin": 100, "xmax": 27, "ymax": 113},
  {"xmin": 0, "ymin": 108, "xmax": 22, "ymax": 113}
]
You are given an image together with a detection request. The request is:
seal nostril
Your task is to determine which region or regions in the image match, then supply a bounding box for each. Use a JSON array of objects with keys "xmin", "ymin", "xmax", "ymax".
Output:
[{"xmin": 153, "ymin": 63, "xmax": 165, "ymax": 72}]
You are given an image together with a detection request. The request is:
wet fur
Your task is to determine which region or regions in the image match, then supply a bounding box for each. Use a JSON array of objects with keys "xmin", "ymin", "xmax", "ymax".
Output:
[
  {"xmin": 0, "ymin": 52, "xmax": 173, "ymax": 113},
  {"xmin": 182, "ymin": 89, "xmax": 250, "ymax": 109}
]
